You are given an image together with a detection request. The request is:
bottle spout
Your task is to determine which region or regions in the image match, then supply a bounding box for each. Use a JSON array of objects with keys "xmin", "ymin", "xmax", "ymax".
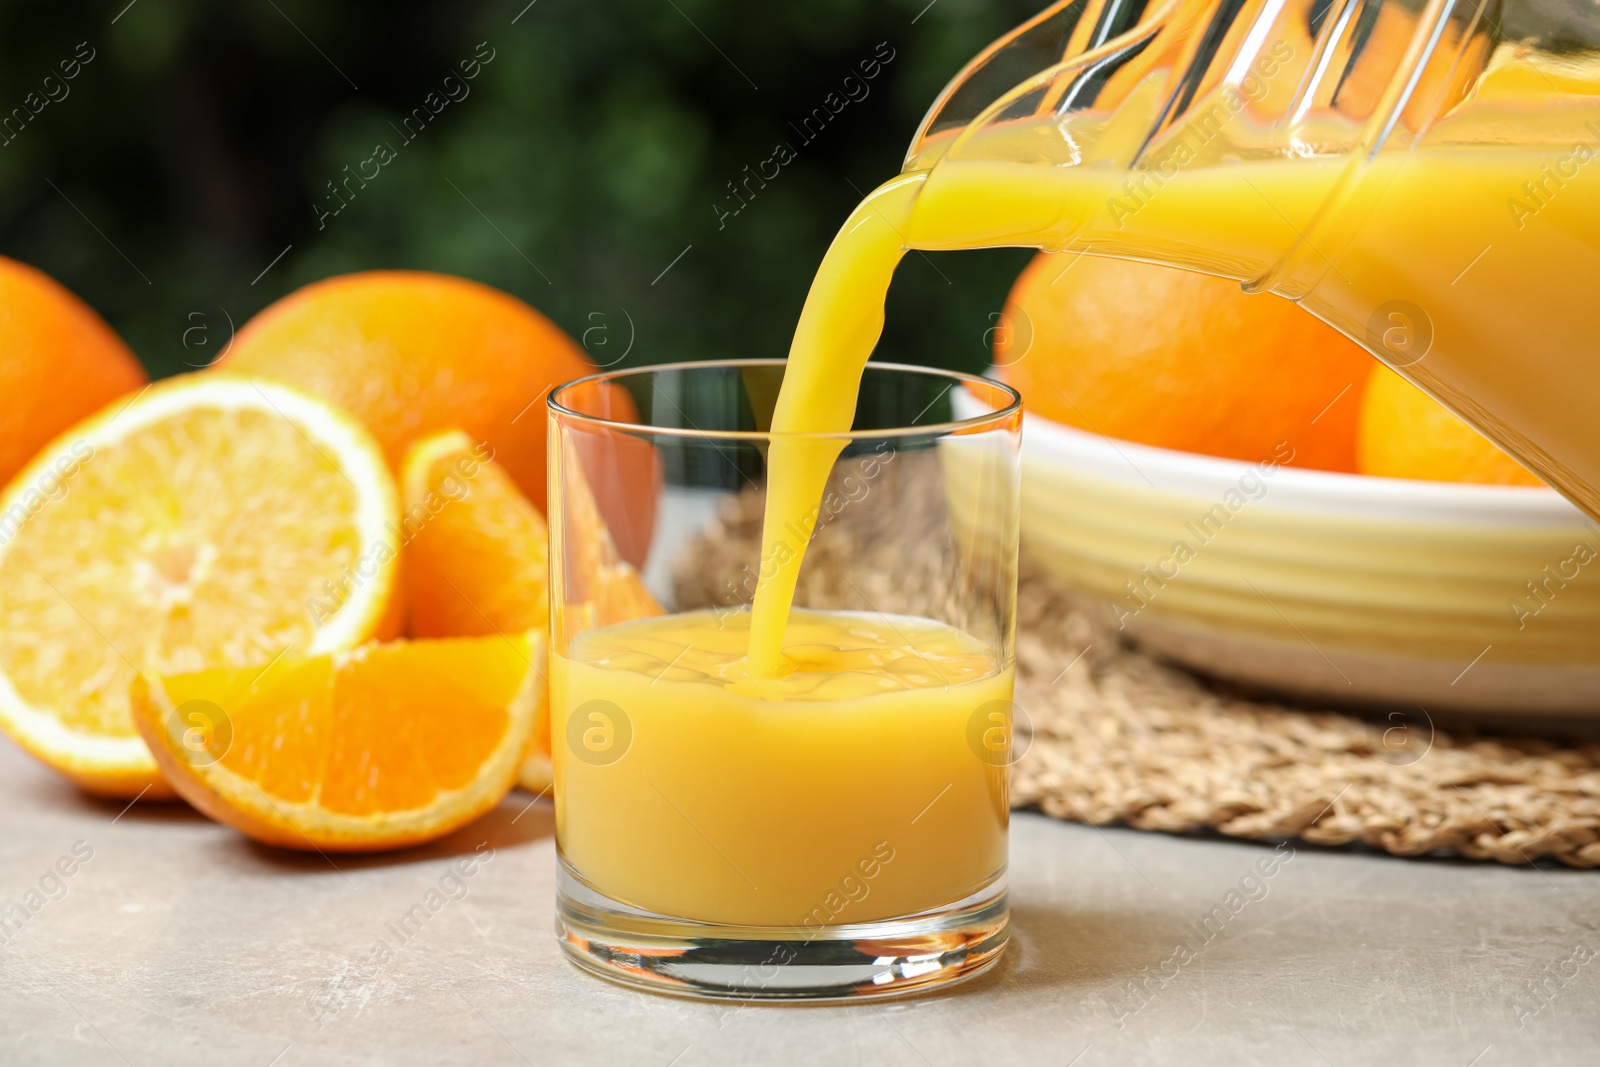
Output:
[
  {"xmin": 905, "ymin": 0, "xmax": 1178, "ymax": 171},
  {"xmin": 902, "ymin": 0, "xmax": 1511, "ymax": 294},
  {"xmin": 900, "ymin": 0, "xmax": 1600, "ymax": 521},
  {"xmin": 906, "ymin": 0, "xmax": 1503, "ymax": 177}
]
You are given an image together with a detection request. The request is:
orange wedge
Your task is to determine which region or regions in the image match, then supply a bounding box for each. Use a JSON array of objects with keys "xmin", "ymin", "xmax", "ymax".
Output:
[
  {"xmin": 402, "ymin": 430, "xmax": 550, "ymax": 640},
  {"xmin": 548, "ymin": 444, "xmax": 662, "ymax": 791},
  {"xmin": 401, "ymin": 429, "xmax": 555, "ymax": 794},
  {"xmin": 0, "ymin": 375, "xmax": 399, "ymax": 797},
  {"xmin": 130, "ymin": 634, "xmax": 542, "ymax": 851},
  {"xmin": 557, "ymin": 444, "xmax": 664, "ymax": 633}
]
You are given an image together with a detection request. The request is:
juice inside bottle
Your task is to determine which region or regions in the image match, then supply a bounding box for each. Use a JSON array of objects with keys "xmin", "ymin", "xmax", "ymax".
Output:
[
  {"xmin": 892, "ymin": 0, "xmax": 1600, "ymax": 518},
  {"xmin": 905, "ymin": 121, "xmax": 1600, "ymax": 512},
  {"xmin": 748, "ymin": 0, "xmax": 1600, "ymax": 663}
]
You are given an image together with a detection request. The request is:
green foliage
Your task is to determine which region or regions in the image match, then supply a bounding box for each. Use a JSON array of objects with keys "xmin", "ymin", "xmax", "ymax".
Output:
[{"xmin": 0, "ymin": 0, "xmax": 1038, "ymax": 379}]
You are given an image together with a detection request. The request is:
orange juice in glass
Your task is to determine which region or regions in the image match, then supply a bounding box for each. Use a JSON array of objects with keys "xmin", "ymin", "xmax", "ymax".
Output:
[{"xmin": 548, "ymin": 361, "xmax": 1020, "ymax": 999}]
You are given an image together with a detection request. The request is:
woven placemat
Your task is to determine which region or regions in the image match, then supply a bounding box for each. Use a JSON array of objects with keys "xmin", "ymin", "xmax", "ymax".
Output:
[
  {"xmin": 1009, "ymin": 556, "xmax": 1600, "ymax": 868},
  {"xmin": 673, "ymin": 473, "xmax": 1600, "ymax": 869}
]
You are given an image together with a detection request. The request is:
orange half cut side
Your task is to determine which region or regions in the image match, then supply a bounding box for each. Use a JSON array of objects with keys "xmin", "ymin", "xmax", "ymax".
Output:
[{"xmin": 0, "ymin": 375, "xmax": 399, "ymax": 797}]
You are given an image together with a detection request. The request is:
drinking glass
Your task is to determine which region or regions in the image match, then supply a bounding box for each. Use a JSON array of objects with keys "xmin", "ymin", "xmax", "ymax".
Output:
[{"xmin": 547, "ymin": 359, "xmax": 1021, "ymax": 1000}]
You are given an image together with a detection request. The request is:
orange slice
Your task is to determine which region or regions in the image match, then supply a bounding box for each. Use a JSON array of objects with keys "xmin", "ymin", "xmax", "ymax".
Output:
[
  {"xmin": 0, "ymin": 375, "xmax": 399, "ymax": 797},
  {"xmin": 557, "ymin": 444, "xmax": 664, "ymax": 633},
  {"xmin": 130, "ymin": 634, "xmax": 542, "ymax": 851},
  {"xmin": 546, "ymin": 445, "xmax": 663, "ymax": 791},
  {"xmin": 401, "ymin": 429, "xmax": 555, "ymax": 794},
  {"xmin": 402, "ymin": 430, "xmax": 550, "ymax": 639}
]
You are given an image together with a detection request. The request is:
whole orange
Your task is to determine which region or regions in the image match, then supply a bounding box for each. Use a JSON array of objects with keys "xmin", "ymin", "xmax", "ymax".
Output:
[
  {"xmin": 1357, "ymin": 364, "xmax": 1545, "ymax": 486},
  {"xmin": 0, "ymin": 257, "xmax": 147, "ymax": 486},
  {"xmin": 217, "ymin": 272, "xmax": 653, "ymax": 557},
  {"xmin": 996, "ymin": 253, "xmax": 1374, "ymax": 471}
]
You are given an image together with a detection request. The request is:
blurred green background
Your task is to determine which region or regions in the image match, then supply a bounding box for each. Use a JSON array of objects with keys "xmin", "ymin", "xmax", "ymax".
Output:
[{"xmin": 0, "ymin": 0, "xmax": 1039, "ymax": 380}]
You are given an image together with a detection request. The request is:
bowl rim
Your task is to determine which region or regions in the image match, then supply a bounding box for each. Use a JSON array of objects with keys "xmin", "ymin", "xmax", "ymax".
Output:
[{"xmin": 1015, "ymin": 403, "xmax": 1592, "ymax": 528}]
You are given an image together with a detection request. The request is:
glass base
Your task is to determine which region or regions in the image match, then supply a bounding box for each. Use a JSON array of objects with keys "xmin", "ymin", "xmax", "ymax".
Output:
[{"xmin": 555, "ymin": 858, "xmax": 1009, "ymax": 1001}]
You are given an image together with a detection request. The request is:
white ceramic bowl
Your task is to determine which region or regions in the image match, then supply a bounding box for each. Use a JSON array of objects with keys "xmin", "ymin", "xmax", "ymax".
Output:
[{"xmin": 1015, "ymin": 409, "xmax": 1600, "ymax": 717}]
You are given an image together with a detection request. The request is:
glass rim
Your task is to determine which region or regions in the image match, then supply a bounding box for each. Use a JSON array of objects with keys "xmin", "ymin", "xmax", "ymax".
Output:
[{"xmin": 547, "ymin": 358, "xmax": 1022, "ymax": 442}]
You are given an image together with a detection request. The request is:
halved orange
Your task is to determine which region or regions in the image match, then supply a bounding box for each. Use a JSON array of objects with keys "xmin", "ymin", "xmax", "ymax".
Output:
[
  {"xmin": 401, "ymin": 429, "xmax": 555, "ymax": 794},
  {"xmin": 0, "ymin": 375, "xmax": 399, "ymax": 797},
  {"xmin": 130, "ymin": 634, "xmax": 542, "ymax": 851}
]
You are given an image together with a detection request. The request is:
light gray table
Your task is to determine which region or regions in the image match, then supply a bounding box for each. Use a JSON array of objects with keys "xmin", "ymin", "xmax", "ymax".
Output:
[{"xmin": 0, "ymin": 737, "xmax": 1594, "ymax": 1066}]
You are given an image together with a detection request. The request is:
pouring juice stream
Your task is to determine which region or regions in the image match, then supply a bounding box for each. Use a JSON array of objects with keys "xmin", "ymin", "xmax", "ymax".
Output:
[
  {"xmin": 749, "ymin": 92, "xmax": 1600, "ymax": 671},
  {"xmin": 554, "ymin": 14, "xmax": 1600, "ymax": 933}
]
